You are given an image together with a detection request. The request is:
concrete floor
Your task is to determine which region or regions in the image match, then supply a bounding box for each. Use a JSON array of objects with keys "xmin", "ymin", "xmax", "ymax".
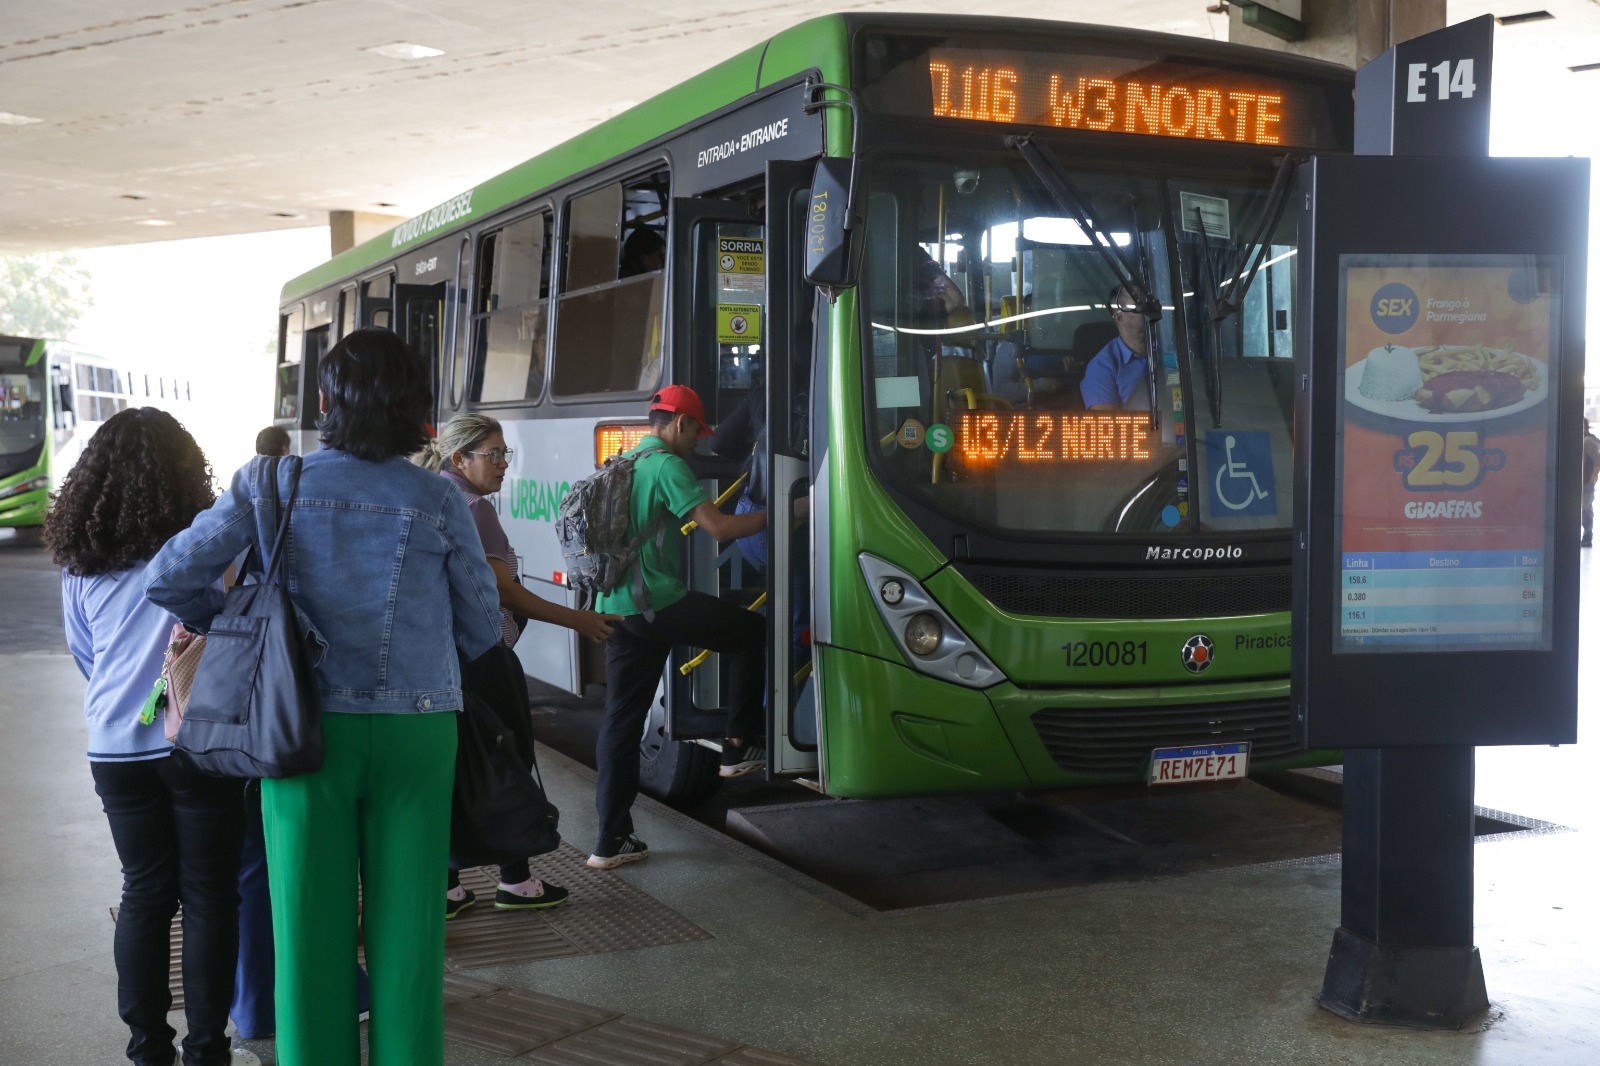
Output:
[{"xmin": 1, "ymin": 530, "xmax": 1597, "ymax": 1065}]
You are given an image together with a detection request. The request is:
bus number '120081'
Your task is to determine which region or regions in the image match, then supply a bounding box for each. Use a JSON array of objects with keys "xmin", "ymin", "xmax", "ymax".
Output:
[{"xmin": 1063, "ymin": 640, "xmax": 1148, "ymax": 667}]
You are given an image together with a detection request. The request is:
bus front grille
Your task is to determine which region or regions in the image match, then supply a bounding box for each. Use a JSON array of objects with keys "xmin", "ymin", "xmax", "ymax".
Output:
[
  {"xmin": 1030, "ymin": 699, "xmax": 1302, "ymax": 777},
  {"xmin": 960, "ymin": 566, "xmax": 1291, "ymax": 619}
]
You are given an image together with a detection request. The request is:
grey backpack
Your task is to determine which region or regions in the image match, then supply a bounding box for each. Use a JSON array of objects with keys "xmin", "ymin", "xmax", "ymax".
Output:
[{"xmin": 555, "ymin": 447, "xmax": 667, "ymax": 617}]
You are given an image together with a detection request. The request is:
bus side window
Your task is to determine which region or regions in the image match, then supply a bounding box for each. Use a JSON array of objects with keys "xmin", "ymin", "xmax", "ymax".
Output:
[
  {"xmin": 470, "ymin": 210, "xmax": 552, "ymax": 404},
  {"xmin": 52, "ymin": 365, "xmax": 74, "ymax": 430},
  {"xmin": 361, "ymin": 272, "xmax": 394, "ymax": 330},
  {"xmin": 551, "ymin": 168, "xmax": 670, "ymax": 398},
  {"xmin": 337, "ymin": 285, "xmax": 357, "ymax": 339},
  {"xmin": 277, "ymin": 307, "xmax": 305, "ymax": 422}
]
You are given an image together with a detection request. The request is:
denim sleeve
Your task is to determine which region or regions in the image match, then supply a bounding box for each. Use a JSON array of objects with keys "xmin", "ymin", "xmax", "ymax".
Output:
[
  {"xmin": 144, "ymin": 459, "xmax": 258, "ymax": 631},
  {"xmin": 440, "ymin": 483, "xmax": 505, "ymax": 660},
  {"xmin": 61, "ymin": 573, "xmax": 93, "ymax": 680}
]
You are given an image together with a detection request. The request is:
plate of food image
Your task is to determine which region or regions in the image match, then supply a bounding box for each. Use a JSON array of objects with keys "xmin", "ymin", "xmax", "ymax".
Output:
[{"xmin": 1344, "ymin": 343, "xmax": 1547, "ymax": 423}]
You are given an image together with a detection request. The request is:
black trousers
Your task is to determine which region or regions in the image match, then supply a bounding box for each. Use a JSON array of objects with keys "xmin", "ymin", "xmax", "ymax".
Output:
[
  {"xmin": 596, "ymin": 591, "xmax": 764, "ymax": 844},
  {"xmin": 91, "ymin": 757, "xmax": 244, "ymax": 1066}
]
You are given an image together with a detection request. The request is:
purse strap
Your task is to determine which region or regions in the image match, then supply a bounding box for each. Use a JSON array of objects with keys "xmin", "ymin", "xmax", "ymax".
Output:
[{"xmin": 259, "ymin": 455, "xmax": 302, "ymax": 585}]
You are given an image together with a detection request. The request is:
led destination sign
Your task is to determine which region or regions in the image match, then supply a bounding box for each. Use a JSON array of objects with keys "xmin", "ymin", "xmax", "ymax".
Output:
[
  {"xmin": 957, "ymin": 412, "xmax": 1152, "ymax": 463},
  {"xmin": 920, "ymin": 48, "xmax": 1320, "ymax": 147}
]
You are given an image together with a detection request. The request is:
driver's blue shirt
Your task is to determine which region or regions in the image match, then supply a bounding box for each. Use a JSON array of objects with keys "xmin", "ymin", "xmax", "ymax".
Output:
[{"xmin": 1079, "ymin": 336, "xmax": 1147, "ymax": 409}]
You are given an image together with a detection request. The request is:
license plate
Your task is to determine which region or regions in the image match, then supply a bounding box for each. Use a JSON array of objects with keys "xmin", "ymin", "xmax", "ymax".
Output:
[{"xmin": 1148, "ymin": 742, "xmax": 1250, "ymax": 785}]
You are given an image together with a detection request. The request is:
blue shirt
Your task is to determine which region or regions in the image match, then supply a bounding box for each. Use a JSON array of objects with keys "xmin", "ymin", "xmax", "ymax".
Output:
[
  {"xmin": 62, "ymin": 560, "xmax": 179, "ymax": 763},
  {"xmin": 1079, "ymin": 336, "xmax": 1148, "ymax": 409},
  {"xmin": 146, "ymin": 450, "xmax": 503, "ymax": 715}
]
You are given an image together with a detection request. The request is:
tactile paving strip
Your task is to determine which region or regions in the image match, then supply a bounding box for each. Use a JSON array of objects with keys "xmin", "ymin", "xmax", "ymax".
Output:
[
  {"xmin": 447, "ymin": 843, "xmax": 712, "ymax": 970},
  {"xmin": 441, "ymin": 980, "xmax": 825, "ymax": 1064},
  {"xmin": 126, "ymin": 842, "xmax": 711, "ymax": 1011},
  {"xmin": 445, "ymin": 988, "xmax": 620, "ymax": 1056},
  {"xmin": 119, "ymin": 872, "xmax": 819, "ymax": 1065},
  {"xmin": 522, "ymin": 1015, "xmax": 741, "ymax": 1065}
]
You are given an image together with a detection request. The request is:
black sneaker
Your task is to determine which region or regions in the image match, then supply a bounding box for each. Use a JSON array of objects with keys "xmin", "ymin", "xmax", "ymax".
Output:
[
  {"xmin": 494, "ymin": 879, "xmax": 570, "ymax": 910},
  {"xmin": 587, "ymin": 835, "xmax": 649, "ymax": 870},
  {"xmin": 720, "ymin": 743, "xmax": 766, "ymax": 778},
  {"xmin": 445, "ymin": 887, "xmax": 476, "ymax": 920}
]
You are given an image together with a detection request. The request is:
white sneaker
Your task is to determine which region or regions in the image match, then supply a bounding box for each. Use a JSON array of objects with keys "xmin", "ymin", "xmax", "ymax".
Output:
[{"xmin": 720, "ymin": 743, "xmax": 766, "ymax": 778}]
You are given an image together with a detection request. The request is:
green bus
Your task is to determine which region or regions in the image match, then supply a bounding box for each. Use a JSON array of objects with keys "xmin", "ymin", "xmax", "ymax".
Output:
[
  {"xmin": 1, "ymin": 336, "xmax": 193, "ymax": 535},
  {"xmin": 274, "ymin": 15, "xmax": 1354, "ymax": 801}
]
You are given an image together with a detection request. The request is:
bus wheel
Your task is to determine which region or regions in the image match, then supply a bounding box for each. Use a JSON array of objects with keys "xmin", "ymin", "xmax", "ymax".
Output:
[{"xmin": 638, "ymin": 693, "xmax": 721, "ymax": 805}]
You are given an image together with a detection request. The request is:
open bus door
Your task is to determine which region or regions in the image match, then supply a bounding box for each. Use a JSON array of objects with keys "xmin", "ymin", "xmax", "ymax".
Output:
[{"xmin": 639, "ymin": 163, "xmax": 818, "ymax": 803}]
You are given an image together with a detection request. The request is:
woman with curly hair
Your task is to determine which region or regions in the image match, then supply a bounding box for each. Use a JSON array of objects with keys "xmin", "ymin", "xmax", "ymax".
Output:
[
  {"xmin": 145, "ymin": 328, "xmax": 503, "ymax": 1066},
  {"xmin": 45, "ymin": 407, "xmax": 246, "ymax": 1066}
]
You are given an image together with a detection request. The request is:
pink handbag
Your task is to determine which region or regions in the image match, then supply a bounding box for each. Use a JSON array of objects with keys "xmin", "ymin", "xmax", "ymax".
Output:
[{"xmin": 160, "ymin": 622, "xmax": 206, "ymax": 742}]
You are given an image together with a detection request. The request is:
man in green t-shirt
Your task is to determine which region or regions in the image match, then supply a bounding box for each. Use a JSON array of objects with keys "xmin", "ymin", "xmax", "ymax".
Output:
[{"xmin": 589, "ymin": 385, "xmax": 769, "ymax": 870}]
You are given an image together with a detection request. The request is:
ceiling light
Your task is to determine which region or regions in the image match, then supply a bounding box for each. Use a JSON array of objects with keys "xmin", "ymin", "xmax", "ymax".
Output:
[
  {"xmin": 0, "ymin": 111, "xmax": 43, "ymax": 125},
  {"xmin": 365, "ymin": 42, "xmax": 444, "ymax": 60},
  {"xmin": 1497, "ymin": 11, "xmax": 1554, "ymax": 26},
  {"xmin": 134, "ymin": 219, "xmax": 175, "ymax": 227}
]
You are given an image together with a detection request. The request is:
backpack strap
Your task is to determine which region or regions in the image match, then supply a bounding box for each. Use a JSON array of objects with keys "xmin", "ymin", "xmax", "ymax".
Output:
[{"xmin": 622, "ymin": 446, "xmax": 671, "ymax": 623}]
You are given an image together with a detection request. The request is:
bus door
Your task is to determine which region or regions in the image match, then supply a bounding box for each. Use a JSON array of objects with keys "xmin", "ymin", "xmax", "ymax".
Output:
[
  {"xmin": 396, "ymin": 241, "xmax": 455, "ymax": 423},
  {"xmin": 664, "ymin": 163, "xmax": 818, "ymax": 781},
  {"xmin": 762, "ymin": 160, "xmax": 820, "ymax": 778}
]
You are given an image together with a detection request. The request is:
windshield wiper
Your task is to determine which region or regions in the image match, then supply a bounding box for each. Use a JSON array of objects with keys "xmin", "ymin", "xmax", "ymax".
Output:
[
  {"xmin": 1006, "ymin": 134, "xmax": 1160, "ymax": 322},
  {"xmin": 1191, "ymin": 153, "xmax": 1301, "ymax": 427},
  {"xmin": 1206, "ymin": 153, "xmax": 1300, "ymax": 326}
]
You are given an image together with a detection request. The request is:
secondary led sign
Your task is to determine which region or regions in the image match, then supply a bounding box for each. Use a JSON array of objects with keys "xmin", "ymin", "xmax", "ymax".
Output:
[
  {"xmin": 923, "ymin": 48, "xmax": 1315, "ymax": 147},
  {"xmin": 957, "ymin": 412, "xmax": 1152, "ymax": 463}
]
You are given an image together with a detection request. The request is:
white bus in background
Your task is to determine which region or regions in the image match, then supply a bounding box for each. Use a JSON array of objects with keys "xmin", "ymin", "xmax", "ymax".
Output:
[{"xmin": 1, "ymin": 334, "xmax": 193, "ymax": 537}]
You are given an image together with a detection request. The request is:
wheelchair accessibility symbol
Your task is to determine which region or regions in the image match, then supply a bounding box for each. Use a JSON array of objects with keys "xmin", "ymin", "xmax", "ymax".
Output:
[{"xmin": 1204, "ymin": 431, "xmax": 1276, "ymax": 517}]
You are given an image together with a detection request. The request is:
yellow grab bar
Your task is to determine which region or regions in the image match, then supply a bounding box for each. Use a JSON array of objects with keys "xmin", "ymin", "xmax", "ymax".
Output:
[{"xmin": 680, "ymin": 472, "xmax": 749, "ymax": 535}]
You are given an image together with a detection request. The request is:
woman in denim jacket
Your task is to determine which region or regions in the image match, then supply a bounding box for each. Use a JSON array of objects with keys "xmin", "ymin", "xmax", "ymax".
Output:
[{"xmin": 146, "ymin": 328, "xmax": 503, "ymax": 1066}]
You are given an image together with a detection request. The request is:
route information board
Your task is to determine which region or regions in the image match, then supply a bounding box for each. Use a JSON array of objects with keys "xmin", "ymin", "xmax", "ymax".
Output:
[{"xmin": 1334, "ymin": 255, "xmax": 1558, "ymax": 653}]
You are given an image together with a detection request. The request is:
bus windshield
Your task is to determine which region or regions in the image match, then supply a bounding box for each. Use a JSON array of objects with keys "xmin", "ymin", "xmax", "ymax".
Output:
[
  {"xmin": 0, "ymin": 342, "xmax": 47, "ymax": 464},
  {"xmin": 861, "ymin": 152, "xmax": 1296, "ymax": 539}
]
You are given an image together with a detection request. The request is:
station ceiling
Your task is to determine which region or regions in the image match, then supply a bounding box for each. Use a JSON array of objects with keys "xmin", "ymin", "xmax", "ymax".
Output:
[{"xmin": 2, "ymin": 1, "xmax": 1598, "ymax": 256}]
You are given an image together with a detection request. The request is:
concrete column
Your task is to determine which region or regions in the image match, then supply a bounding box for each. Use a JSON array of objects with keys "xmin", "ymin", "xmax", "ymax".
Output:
[
  {"xmin": 329, "ymin": 210, "xmax": 406, "ymax": 256},
  {"xmin": 1228, "ymin": 0, "xmax": 1446, "ymax": 69}
]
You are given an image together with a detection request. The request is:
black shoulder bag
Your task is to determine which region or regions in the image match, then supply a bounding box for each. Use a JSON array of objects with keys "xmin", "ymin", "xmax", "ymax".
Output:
[
  {"xmin": 449, "ymin": 644, "xmax": 561, "ymax": 868},
  {"xmin": 175, "ymin": 455, "xmax": 325, "ymax": 778}
]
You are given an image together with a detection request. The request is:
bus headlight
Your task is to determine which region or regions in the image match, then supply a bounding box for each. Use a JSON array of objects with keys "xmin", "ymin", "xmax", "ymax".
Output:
[
  {"xmin": 903, "ymin": 613, "xmax": 942, "ymax": 656},
  {"xmin": 858, "ymin": 553, "xmax": 1002, "ymax": 689},
  {"xmin": 0, "ymin": 477, "xmax": 47, "ymax": 501}
]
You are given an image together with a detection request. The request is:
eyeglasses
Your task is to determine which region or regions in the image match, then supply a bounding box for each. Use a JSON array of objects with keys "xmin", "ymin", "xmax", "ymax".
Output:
[
  {"xmin": 1108, "ymin": 303, "xmax": 1141, "ymax": 317},
  {"xmin": 465, "ymin": 448, "xmax": 513, "ymax": 464}
]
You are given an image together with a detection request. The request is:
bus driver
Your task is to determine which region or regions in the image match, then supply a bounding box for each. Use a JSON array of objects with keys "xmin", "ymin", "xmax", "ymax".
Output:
[{"xmin": 1080, "ymin": 284, "xmax": 1151, "ymax": 412}]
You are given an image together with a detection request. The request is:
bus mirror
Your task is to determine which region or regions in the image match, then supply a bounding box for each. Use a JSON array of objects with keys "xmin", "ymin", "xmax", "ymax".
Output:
[{"xmin": 803, "ymin": 157, "xmax": 860, "ymax": 295}]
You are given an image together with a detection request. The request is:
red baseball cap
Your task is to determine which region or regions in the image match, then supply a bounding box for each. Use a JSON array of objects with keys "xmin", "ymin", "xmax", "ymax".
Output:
[{"xmin": 650, "ymin": 384, "xmax": 714, "ymax": 438}]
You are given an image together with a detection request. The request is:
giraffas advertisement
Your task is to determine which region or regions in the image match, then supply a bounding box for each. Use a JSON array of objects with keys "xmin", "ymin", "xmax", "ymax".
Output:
[{"xmin": 1334, "ymin": 256, "xmax": 1558, "ymax": 654}]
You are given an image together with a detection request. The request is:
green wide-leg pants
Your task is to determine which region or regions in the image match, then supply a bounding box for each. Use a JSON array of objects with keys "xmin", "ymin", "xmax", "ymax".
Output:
[{"xmin": 262, "ymin": 711, "xmax": 456, "ymax": 1066}]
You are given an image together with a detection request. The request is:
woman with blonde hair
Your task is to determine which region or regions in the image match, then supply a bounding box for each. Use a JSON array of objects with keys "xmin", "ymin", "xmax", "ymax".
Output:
[{"xmin": 417, "ymin": 413, "xmax": 617, "ymax": 915}]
